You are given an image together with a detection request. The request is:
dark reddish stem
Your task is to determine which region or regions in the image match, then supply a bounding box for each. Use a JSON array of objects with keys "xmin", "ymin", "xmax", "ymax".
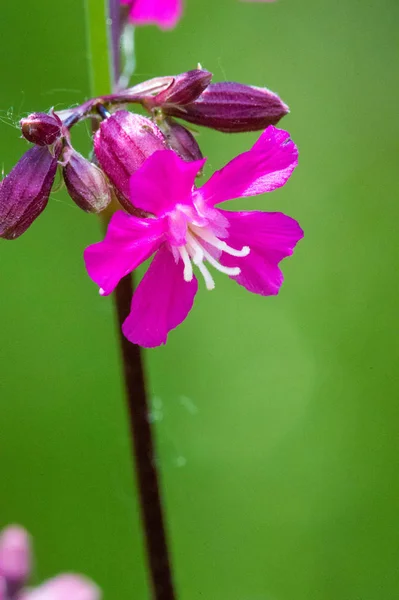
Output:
[
  {"xmin": 105, "ymin": 3, "xmax": 177, "ymax": 599},
  {"xmin": 113, "ymin": 274, "xmax": 177, "ymax": 600}
]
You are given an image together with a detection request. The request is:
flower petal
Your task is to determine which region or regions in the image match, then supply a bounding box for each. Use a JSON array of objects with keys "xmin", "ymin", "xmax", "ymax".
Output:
[
  {"xmin": 0, "ymin": 526, "xmax": 31, "ymax": 584},
  {"xmin": 84, "ymin": 212, "xmax": 165, "ymax": 296},
  {"xmin": 220, "ymin": 210, "xmax": 303, "ymax": 295},
  {"xmin": 129, "ymin": 150, "xmax": 205, "ymax": 217},
  {"xmin": 20, "ymin": 574, "xmax": 100, "ymax": 600},
  {"xmin": 198, "ymin": 126, "xmax": 298, "ymax": 206},
  {"xmin": 122, "ymin": 244, "xmax": 198, "ymax": 347},
  {"xmin": 123, "ymin": 0, "xmax": 183, "ymax": 29}
]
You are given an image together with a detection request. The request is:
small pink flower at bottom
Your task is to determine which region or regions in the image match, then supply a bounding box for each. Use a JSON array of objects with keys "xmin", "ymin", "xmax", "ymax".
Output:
[
  {"xmin": 84, "ymin": 126, "xmax": 303, "ymax": 348},
  {"xmin": 0, "ymin": 526, "xmax": 100, "ymax": 600},
  {"xmin": 19, "ymin": 575, "xmax": 100, "ymax": 600}
]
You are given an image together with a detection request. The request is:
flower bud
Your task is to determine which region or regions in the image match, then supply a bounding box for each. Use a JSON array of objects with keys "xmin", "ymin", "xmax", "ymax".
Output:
[
  {"xmin": 0, "ymin": 146, "xmax": 60, "ymax": 240},
  {"xmin": 163, "ymin": 81, "xmax": 289, "ymax": 133},
  {"xmin": 116, "ymin": 69, "xmax": 212, "ymax": 109},
  {"xmin": 119, "ymin": 76, "xmax": 174, "ymax": 102},
  {"xmin": 20, "ymin": 112, "xmax": 63, "ymax": 146},
  {"xmin": 62, "ymin": 149, "xmax": 111, "ymax": 213},
  {"xmin": 148, "ymin": 69, "xmax": 212, "ymax": 109},
  {"xmin": 94, "ymin": 111, "xmax": 167, "ymax": 207},
  {"xmin": 162, "ymin": 119, "xmax": 203, "ymax": 162},
  {"xmin": 0, "ymin": 526, "xmax": 31, "ymax": 595}
]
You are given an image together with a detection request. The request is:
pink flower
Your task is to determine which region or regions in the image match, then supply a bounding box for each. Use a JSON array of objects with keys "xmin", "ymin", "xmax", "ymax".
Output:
[
  {"xmin": 0, "ymin": 525, "xmax": 100, "ymax": 600},
  {"xmin": 85, "ymin": 125, "xmax": 303, "ymax": 348},
  {"xmin": 121, "ymin": 0, "xmax": 183, "ymax": 29},
  {"xmin": 121, "ymin": 0, "xmax": 275, "ymax": 29},
  {"xmin": 18, "ymin": 575, "xmax": 100, "ymax": 600}
]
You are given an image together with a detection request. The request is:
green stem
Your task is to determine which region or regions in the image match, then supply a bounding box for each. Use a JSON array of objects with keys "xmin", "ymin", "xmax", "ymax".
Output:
[
  {"xmin": 85, "ymin": 0, "xmax": 112, "ymax": 96},
  {"xmin": 84, "ymin": 3, "xmax": 177, "ymax": 599}
]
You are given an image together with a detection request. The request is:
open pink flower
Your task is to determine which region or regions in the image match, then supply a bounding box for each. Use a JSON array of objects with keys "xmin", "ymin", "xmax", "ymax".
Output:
[
  {"xmin": 84, "ymin": 126, "xmax": 303, "ymax": 347},
  {"xmin": 121, "ymin": 0, "xmax": 275, "ymax": 29}
]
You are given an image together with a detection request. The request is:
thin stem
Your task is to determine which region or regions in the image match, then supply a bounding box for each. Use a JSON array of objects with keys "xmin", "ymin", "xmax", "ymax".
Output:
[
  {"xmin": 85, "ymin": 1, "xmax": 177, "ymax": 599},
  {"xmin": 118, "ymin": 23, "xmax": 137, "ymax": 90},
  {"xmin": 108, "ymin": 0, "xmax": 121, "ymax": 87}
]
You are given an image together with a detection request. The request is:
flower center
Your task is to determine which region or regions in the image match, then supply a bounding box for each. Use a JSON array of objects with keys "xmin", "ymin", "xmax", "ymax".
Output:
[{"xmin": 177, "ymin": 225, "xmax": 250, "ymax": 290}]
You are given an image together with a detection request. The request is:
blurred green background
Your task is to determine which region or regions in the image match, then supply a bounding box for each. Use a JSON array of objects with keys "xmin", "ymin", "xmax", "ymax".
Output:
[{"xmin": 1, "ymin": 0, "xmax": 399, "ymax": 598}]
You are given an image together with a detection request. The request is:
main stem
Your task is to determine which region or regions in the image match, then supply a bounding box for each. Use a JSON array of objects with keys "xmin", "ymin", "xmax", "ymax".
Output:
[
  {"xmin": 114, "ymin": 275, "xmax": 176, "ymax": 600},
  {"xmin": 85, "ymin": 1, "xmax": 177, "ymax": 598}
]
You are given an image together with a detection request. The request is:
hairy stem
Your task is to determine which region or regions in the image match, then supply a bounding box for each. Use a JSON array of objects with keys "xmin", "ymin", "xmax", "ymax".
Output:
[{"xmin": 85, "ymin": 1, "xmax": 177, "ymax": 598}]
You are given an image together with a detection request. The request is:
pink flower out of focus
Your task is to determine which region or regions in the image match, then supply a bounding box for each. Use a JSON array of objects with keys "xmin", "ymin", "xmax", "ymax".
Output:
[
  {"xmin": 0, "ymin": 525, "xmax": 100, "ymax": 600},
  {"xmin": 121, "ymin": 0, "xmax": 275, "ymax": 29},
  {"xmin": 84, "ymin": 125, "xmax": 303, "ymax": 348},
  {"xmin": 121, "ymin": 0, "xmax": 183, "ymax": 29}
]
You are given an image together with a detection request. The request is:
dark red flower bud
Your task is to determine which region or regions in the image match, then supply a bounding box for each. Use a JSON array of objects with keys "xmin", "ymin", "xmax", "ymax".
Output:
[
  {"xmin": 162, "ymin": 119, "xmax": 203, "ymax": 162},
  {"xmin": 20, "ymin": 112, "xmax": 63, "ymax": 146},
  {"xmin": 0, "ymin": 146, "xmax": 60, "ymax": 240},
  {"xmin": 94, "ymin": 111, "xmax": 167, "ymax": 207},
  {"xmin": 62, "ymin": 149, "xmax": 111, "ymax": 213},
  {"xmin": 163, "ymin": 82, "xmax": 289, "ymax": 133}
]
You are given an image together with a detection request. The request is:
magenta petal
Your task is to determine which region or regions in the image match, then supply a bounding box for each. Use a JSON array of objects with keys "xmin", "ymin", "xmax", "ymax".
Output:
[
  {"xmin": 20, "ymin": 575, "xmax": 100, "ymax": 600},
  {"xmin": 125, "ymin": 0, "xmax": 183, "ymax": 29},
  {"xmin": 199, "ymin": 126, "xmax": 298, "ymax": 206},
  {"xmin": 221, "ymin": 210, "xmax": 303, "ymax": 296},
  {"xmin": 84, "ymin": 211, "xmax": 165, "ymax": 296},
  {"xmin": 122, "ymin": 244, "xmax": 198, "ymax": 347},
  {"xmin": 129, "ymin": 150, "xmax": 205, "ymax": 217}
]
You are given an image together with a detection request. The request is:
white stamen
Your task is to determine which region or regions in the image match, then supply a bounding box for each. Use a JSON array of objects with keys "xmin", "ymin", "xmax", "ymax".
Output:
[
  {"xmin": 186, "ymin": 235, "xmax": 215, "ymax": 290},
  {"xmin": 187, "ymin": 232, "xmax": 241, "ymax": 277},
  {"xmin": 196, "ymin": 261, "xmax": 215, "ymax": 290},
  {"xmin": 187, "ymin": 236, "xmax": 204, "ymax": 264},
  {"xmin": 99, "ymin": 288, "xmax": 105, "ymax": 296},
  {"xmin": 201, "ymin": 246, "xmax": 241, "ymax": 277},
  {"xmin": 178, "ymin": 246, "xmax": 194, "ymax": 282},
  {"xmin": 177, "ymin": 225, "xmax": 248, "ymax": 291},
  {"xmin": 190, "ymin": 225, "xmax": 250, "ymax": 258},
  {"xmin": 219, "ymin": 241, "xmax": 250, "ymax": 258}
]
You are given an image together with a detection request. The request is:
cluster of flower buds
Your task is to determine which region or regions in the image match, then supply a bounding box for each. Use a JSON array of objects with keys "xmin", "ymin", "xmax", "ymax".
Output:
[
  {"xmin": 0, "ymin": 525, "xmax": 99, "ymax": 600},
  {"xmin": 0, "ymin": 67, "xmax": 289, "ymax": 240},
  {"xmin": 131, "ymin": 68, "xmax": 289, "ymax": 133},
  {"xmin": 0, "ymin": 110, "xmax": 111, "ymax": 240}
]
